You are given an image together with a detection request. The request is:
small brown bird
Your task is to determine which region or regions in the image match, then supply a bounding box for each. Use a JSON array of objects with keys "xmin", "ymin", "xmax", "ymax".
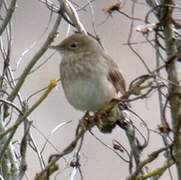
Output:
[{"xmin": 50, "ymin": 33, "xmax": 126, "ymax": 112}]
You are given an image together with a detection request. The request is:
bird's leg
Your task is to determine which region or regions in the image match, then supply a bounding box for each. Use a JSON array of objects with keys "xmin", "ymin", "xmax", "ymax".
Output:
[{"xmin": 76, "ymin": 111, "xmax": 95, "ymax": 135}]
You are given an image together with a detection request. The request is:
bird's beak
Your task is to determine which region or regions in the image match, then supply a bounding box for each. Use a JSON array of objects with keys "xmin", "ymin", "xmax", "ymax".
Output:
[{"xmin": 49, "ymin": 45, "xmax": 58, "ymax": 50}]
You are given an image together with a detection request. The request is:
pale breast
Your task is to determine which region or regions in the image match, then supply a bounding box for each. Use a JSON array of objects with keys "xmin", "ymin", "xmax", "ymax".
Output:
[
  {"xmin": 61, "ymin": 70, "xmax": 117, "ymax": 111},
  {"xmin": 60, "ymin": 54, "xmax": 117, "ymax": 111}
]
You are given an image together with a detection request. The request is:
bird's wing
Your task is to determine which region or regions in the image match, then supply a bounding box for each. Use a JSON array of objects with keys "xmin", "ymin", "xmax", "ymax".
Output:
[{"xmin": 103, "ymin": 53, "xmax": 126, "ymax": 95}]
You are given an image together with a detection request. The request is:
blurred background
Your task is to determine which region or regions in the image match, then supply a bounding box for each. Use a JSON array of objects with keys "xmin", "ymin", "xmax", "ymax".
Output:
[{"xmin": 3, "ymin": 0, "xmax": 180, "ymax": 179}]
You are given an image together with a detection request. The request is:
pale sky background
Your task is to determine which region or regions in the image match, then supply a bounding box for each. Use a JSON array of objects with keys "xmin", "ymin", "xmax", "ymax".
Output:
[{"xmin": 7, "ymin": 0, "xmax": 180, "ymax": 179}]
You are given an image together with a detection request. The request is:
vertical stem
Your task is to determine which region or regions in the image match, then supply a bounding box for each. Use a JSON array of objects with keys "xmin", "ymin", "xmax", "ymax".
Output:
[{"xmin": 161, "ymin": 0, "xmax": 181, "ymax": 178}]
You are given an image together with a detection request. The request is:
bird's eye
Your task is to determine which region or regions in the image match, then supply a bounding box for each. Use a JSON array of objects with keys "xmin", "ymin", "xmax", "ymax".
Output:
[{"xmin": 69, "ymin": 42, "xmax": 78, "ymax": 48}]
